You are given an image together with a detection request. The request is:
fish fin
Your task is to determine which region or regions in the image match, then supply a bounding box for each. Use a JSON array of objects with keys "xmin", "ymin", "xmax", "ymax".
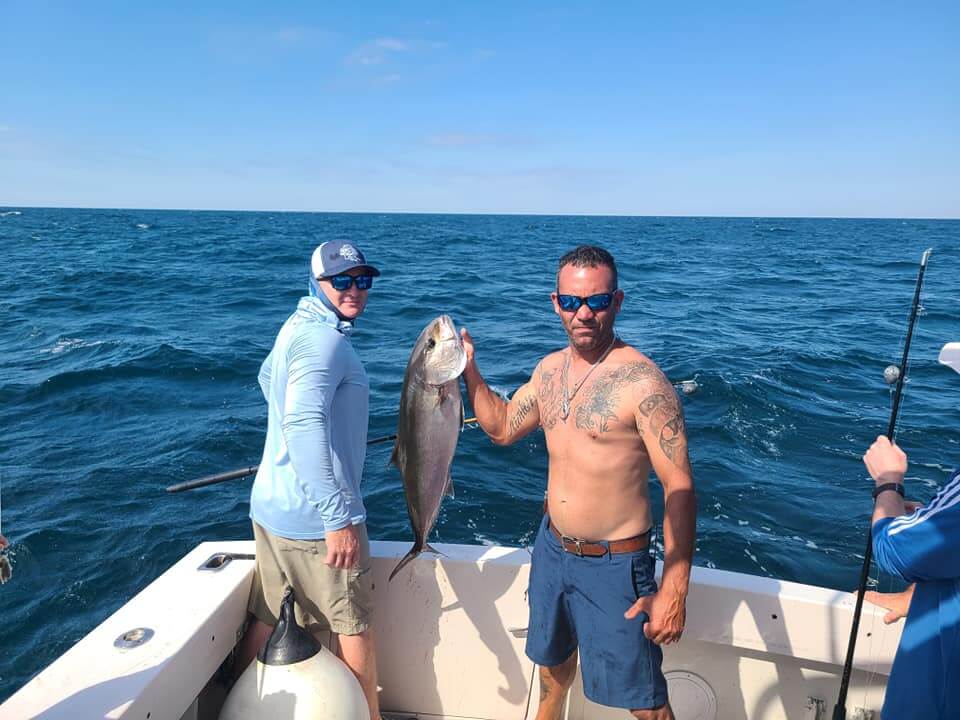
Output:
[
  {"xmin": 443, "ymin": 473, "xmax": 455, "ymax": 498},
  {"xmin": 389, "ymin": 439, "xmax": 404, "ymax": 471},
  {"xmin": 424, "ymin": 543, "xmax": 445, "ymax": 557},
  {"xmin": 459, "ymin": 402, "xmax": 465, "ymax": 432},
  {"xmin": 388, "ymin": 545, "xmax": 421, "ymax": 582}
]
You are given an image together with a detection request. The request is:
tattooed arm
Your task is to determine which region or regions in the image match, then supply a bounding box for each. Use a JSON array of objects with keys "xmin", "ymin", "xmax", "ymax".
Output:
[
  {"xmin": 460, "ymin": 328, "xmax": 541, "ymax": 446},
  {"xmin": 625, "ymin": 372, "xmax": 697, "ymax": 645}
]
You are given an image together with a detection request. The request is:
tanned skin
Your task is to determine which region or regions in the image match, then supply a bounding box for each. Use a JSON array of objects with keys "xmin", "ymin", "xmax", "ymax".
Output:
[
  {"xmin": 462, "ymin": 263, "xmax": 697, "ymax": 720},
  {"xmin": 861, "ymin": 436, "xmax": 917, "ymax": 628}
]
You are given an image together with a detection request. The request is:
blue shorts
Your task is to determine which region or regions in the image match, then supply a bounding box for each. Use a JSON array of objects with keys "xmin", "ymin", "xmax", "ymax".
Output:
[{"xmin": 525, "ymin": 515, "xmax": 667, "ymax": 710}]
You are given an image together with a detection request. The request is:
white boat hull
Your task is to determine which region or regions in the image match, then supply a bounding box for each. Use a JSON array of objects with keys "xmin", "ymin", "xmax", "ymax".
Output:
[{"xmin": 1, "ymin": 540, "xmax": 901, "ymax": 720}]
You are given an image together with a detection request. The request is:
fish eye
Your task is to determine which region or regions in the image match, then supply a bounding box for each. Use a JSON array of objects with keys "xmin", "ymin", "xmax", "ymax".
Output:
[{"xmin": 426, "ymin": 338, "xmax": 436, "ymax": 350}]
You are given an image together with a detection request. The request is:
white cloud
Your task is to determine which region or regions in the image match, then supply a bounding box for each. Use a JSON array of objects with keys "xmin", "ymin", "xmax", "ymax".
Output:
[
  {"xmin": 346, "ymin": 37, "xmax": 411, "ymax": 66},
  {"xmin": 425, "ymin": 133, "xmax": 532, "ymax": 148},
  {"xmin": 374, "ymin": 73, "xmax": 403, "ymax": 86},
  {"xmin": 271, "ymin": 27, "xmax": 307, "ymax": 45},
  {"xmin": 375, "ymin": 38, "xmax": 409, "ymax": 52},
  {"xmin": 210, "ymin": 26, "xmax": 335, "ymax": 63}
]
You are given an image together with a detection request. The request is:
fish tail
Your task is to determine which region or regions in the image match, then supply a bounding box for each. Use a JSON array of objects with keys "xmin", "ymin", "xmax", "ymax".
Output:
[
  {"xmin": 424, "ymin": 543, "xmax": 445, "ymax": 557},
  {"xmin": 388, "ymin": 545, "xmax": 421, "ymax": 582}
]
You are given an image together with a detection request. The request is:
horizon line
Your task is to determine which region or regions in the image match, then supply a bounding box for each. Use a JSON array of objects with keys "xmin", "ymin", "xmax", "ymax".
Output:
[{"xmin": 1, "ymin": 204, "xmax": 958, "ymax": 222}]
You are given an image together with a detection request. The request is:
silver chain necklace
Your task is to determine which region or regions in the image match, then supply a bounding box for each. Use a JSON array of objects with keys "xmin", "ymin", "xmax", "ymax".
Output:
[{"xmin": 560, "ymin": 334, "xmax": 618, "ymax": 421}]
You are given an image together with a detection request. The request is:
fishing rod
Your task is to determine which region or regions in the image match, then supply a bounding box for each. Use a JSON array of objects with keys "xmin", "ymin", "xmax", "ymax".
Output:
[
  {"xmin": 832, "ymin": 248, "xmax": 932, "ymax": 720},
  {"xmin": 165, "ymin": 417, "xmax": 479, "ymax": 494},
  {"xmin": 168, "ymin": 373, "xmax": 701, "ymax": 495}
]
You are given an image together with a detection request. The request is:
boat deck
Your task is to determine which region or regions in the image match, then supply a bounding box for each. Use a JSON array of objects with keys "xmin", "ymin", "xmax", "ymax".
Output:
[{"xmin": 0, "ymin": 541, "xmax": 901, "ymax": 720}]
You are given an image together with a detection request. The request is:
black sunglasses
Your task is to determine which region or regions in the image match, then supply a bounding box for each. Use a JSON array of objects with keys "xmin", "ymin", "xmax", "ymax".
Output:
[
  {"xmin": 327, "ymin": 274, "xmax": 374, "ymax": 291},
  {"xmin": 556, "ymin": 293, "xmax": 614, "ymax": 312}
]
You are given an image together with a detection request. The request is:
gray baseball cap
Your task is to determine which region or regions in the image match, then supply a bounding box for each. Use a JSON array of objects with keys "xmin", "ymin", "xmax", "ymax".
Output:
[{"xmin": 311, "ymin": 240, "xmax": 381, "ymax": 279}]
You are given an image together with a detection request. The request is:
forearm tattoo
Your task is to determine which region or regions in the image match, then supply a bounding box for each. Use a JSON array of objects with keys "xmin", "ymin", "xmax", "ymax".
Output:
[{"xmin": 509, "ymin": 392, "xmax": 538, "ymax": 434}]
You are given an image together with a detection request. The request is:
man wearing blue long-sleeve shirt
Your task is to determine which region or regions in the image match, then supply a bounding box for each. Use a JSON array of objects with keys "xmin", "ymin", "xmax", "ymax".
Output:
[
  {"xmin": 238, "ymin": 240, "xmax": 382, "ymax": 720},
  {"xmin": 865, "ymin": 342, "xmax": 960, "ymax": 720}
]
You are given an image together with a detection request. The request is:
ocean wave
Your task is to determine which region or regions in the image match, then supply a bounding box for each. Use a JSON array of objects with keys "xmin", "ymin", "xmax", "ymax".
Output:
[
  {"xmin": 41, "ymin": 337, "xmax": 113, "ymax": 355},
  {"xmin": 50, "ymin": 267, "xmax": 152, "ymax": 286},
  {"xmin": 5, "ymin": 343, "xmax": 251, "ymax": 402},
  {"xmin": 0, "ymin": 210, "xmax": 22, "ymax": 217}
]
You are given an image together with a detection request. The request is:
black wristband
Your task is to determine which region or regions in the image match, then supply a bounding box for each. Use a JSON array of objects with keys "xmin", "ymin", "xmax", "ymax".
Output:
[{"xmin": 872, "ymin": 482, "xmax": 905, "ymax": 500}]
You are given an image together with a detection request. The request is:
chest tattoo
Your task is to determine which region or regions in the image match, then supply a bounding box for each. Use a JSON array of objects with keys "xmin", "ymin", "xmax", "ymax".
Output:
[
  {"xmin": 573, "ymin": 362, "xmax": 655, "ymax": 433},
  {"xmin": 538, "ymin": 366, "xmax": 564, "ymax": 429}
]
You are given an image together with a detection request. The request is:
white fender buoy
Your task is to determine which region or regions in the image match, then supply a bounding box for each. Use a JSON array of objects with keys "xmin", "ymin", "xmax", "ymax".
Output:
[{"xmin": 220, "ymin": 588, "xmax": 369, "ymax": 720}]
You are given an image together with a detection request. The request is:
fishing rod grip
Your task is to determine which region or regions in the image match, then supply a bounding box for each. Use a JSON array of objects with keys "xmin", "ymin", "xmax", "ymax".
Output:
[
  {"xmin": 166, "ymin": 465, "xmax": 260, "ymax": 493},
  {"xmin": 166, "ymin": 417, "xmax": 479, "ymax": 492},
  {"xmin": 167, "ymin": 430, "xmax": 402, "ymax": 492},
  {"xmin": 832, "ymin": 526, "xmax": 874, "ymax": 718}
]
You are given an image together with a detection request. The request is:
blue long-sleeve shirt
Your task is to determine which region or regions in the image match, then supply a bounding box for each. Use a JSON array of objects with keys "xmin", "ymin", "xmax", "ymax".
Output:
[
  {"xmin": 250, "ymin": 296, "xmax": 369, "ymax": 539},
  {"xmin": 872, "ymin": 467, "xmax": 960, "ymax": 720}
]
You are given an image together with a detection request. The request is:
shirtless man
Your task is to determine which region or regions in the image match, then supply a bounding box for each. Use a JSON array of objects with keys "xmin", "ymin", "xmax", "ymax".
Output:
[{"xmin": 461, "ymin": 245, "xmax": 696, "ymax": 720}]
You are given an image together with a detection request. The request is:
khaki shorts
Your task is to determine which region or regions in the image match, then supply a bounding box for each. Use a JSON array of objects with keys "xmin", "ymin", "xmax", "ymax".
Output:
[{"xmin": 247, "ymin": 522, "xmax": 373, "ymax": 636}]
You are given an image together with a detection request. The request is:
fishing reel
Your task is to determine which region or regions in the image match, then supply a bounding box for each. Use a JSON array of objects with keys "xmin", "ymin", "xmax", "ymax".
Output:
[{"xmin": 883, "ymin": 365, "xmax": 900, "ymax": 385}]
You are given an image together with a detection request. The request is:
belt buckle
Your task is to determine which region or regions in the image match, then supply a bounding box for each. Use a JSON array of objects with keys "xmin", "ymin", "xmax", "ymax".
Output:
[{"xmin": 561, "ymin": 534, "xmax": 584, "ymax": 557}]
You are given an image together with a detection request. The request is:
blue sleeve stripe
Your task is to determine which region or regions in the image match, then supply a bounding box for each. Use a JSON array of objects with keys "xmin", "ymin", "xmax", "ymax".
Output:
[
  {"xmin": 885, "ymin": 483, "xmax": 954, "ymax": 531},
  {"xmin": 886, "ymin": 469, "xmax": 960, "ymax": 534},
  {"xmin": 886, "ymin": 480, "xmax": 960, "ymax": 537}
]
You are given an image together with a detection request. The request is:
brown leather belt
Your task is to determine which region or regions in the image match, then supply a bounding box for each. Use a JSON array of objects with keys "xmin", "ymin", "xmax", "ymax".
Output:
[{"xmin": 548, "ymin": 521, "xmax": 650, "ymax": 557}]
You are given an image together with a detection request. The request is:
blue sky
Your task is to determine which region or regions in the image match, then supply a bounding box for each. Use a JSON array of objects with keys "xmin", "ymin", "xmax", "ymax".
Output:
[{"xmin": 1, "ymin": 2, "xmax": 957, "ymax": 217}]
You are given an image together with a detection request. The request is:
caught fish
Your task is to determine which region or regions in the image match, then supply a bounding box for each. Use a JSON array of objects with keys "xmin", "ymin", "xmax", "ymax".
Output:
[{"xmin": 389, "ymin": 316, "xmax": 467, "ymax": 581}]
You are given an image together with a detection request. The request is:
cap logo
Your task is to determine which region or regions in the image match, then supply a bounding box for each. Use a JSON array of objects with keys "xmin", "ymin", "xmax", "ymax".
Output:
[{"xmin": 332, "ymin": 244, "xmax": 363, "ymax": 263}]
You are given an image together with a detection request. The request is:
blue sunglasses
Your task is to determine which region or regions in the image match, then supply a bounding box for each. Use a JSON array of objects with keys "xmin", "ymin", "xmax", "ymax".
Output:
[
  {"xmin": 328, "ymin": 274, "xmax": 374, "ymax": 291},
  {"xmin": 557, "ymin": 293, "xmax": 614, "ymax": 312}
]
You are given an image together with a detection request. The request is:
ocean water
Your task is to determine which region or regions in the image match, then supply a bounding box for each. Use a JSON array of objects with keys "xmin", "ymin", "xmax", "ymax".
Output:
[{"xmin": 0, "ymin": 208, "xmax": 957, "ymax": 700}]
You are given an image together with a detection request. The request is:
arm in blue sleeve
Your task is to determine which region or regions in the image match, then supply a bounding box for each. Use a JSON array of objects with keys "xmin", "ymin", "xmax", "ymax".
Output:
[
  {"xmin": 258, "ymin": 350, "xmax": 273, "ymax": 401},
  {"xmin": 873, "ymin": 474, "xmax": 960, "ymax": 583},
  {"xmin": 281, "ymin": 329, "xmax": 353, "ymax": 532}
]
